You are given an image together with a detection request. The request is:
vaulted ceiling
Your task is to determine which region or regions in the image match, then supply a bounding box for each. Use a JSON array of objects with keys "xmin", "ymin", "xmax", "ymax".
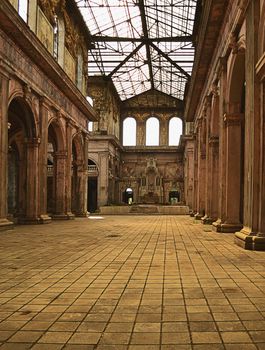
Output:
[{"xmin": 75, "ymin": 0, "xmax": 197, "ymax": 101}]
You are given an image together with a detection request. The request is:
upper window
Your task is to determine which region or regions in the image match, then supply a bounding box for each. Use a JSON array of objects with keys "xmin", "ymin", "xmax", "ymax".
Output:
[
  {"xmin": 18, "ymin": 0, "xmax": 28, "ymax": 22},
  {"xmin": 53, "ymin": 16, "xmax": 59, "ymax": 60},
  {"xmin": 123, "ymin": 117, "xmax": 136, "ymax": 146},
  {"xmin": 146, "ymin": 117, "xmax": 159, "ymax": 146},
  {"xmin": 88, "ymin": 121, "xmax": 93, "ymax": 132},
  {"xmin": 169, "ymin": 117, "xmax": 183, "ymax": 146}
]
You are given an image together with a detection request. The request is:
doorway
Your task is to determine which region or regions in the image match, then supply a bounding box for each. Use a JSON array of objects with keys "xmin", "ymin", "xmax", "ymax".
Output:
[{"xmin": 88, "ymin": 177, "xmax": 98, "ymax": 213}]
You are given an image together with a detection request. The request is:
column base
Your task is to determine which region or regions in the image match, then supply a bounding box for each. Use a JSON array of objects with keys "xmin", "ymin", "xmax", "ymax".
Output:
[
  {"xmin": 212, "ymin": 219, "xmax": 243, "ymax": 233},
  {"xmin": 194, "ymin": 213, "xmax": 203, "ymax": 220},
  {"xmin": 201, "ymin": 215, "xmax": 215, "ymax": 225},
  {"xmin": 18, "ymin": 217, "xmax": 43, "ymax": 225},
  {"xmin": 52, "ymin": 212, "xmax": 75, "ymax": 220},
  {"xmin": 0, "ymin": 218, "xmax": 14, "ymax": 231},
  {"xmin": 74, "ymin": 211, "xmax": 90, "ymax": 218},
  {"xmin": 39, "ymin": 214, "xmax": 52, "ymax": 224},
  {"xmin": 235, "ymin": 227, "xmax": 265, "ymax": 251}
]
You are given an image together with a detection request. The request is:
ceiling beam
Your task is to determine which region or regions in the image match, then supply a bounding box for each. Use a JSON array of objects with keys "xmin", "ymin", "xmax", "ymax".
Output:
[
  {"xmin": 150, "ymin": 42, "xmax": 191, "ymax": 79},
  {"xmin": 108, "ymin": 42, "xmax": 145, "ymax": 78},
  {"xmin": 138, "ymin": 0, "xmax": 154, "ymax": 90},
  {"xmin": 90, "ymin": 35, "xmax": 193, "ymax": 43}
]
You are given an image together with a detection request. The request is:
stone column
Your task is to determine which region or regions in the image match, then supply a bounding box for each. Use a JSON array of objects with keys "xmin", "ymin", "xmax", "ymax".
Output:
[
  {"xmin": 38, "ymin": 97, "xmax": 51, "ymax": 223},
  {"xmin": 201, "ymin": 97, "xmax": 212, "ymax": 224},
  {"xmin": 190, "ymin": 136, "xmax": 198, "ymax": 216},
  {"xmin": 202, "ymin": 89, "xmax": 220, "ymax": 224},
  {"xmin": 217, "ymin": 113, "xmax": 244, "ymax": 232},
  {"xmin": 19, "ymin": 137, "xmax": 41, "ymax": 224},
  {"xmin": 235, "ymin": 1, "xmax": 264, "ymax": 249},
  {"xmin": 184, "ymin": 136, "xmax": 195, "ymax": 210},
  {"xmin": 98, "ymin": 151, "xmax": 109, "ymax": 206},
  {"xmin": 0, "ymin": 72, "xmax": 13, "ymax": 230},
  {"xmin": 213, "ymin": 57, "xmax": 228, "ymax": 232},
  {"xmin": 76, "ymin": 134, "xmax": 89, "ymax": 216},
  {"xmin": 257, "ymin": 81, "xmax": 265, "ymax": 239},
  {"xmin": 65, "ymin": 122, "xmax": 75, "ymax": 219},
  {"xmin": 194, "ymin": 117, "xmax": 206, "ymax": 220},
  {"xmin": 159, "ymin": 117, "xmax": 168, "ymax": 146},
  {"xmin": 136, "ymin": 119, "xmax": 145, "ymax": 146},
  {"xmin": 53, "ymin": 151, "xmax": 69, "ymax": 219}
]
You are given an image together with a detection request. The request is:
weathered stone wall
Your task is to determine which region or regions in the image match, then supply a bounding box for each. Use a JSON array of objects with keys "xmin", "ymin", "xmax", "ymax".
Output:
[{"xmin": 0, "ymin": 0, "xmax": 96, "ymax": 228}]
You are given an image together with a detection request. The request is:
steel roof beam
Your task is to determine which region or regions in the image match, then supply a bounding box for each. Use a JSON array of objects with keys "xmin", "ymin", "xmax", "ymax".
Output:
[
  {"xmin": 108, "ymin": 42, "xmax": 145, "ymax": 78},
  {"xmin": 90, "ymin": 35, "xmax": 193, "ymax": 42},
  {"xmin": 138, "ymin": 0, "xmax": 154, "ymax": 90},
  {"xmin": 150, "ymin": 42, "xmax": 191, "ymax": 79}
]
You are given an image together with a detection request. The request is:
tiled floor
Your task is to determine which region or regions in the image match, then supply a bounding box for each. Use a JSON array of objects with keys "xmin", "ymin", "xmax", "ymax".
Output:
[{"xmin": 0, "ymin": 215, "xmax": 265, "ymax": 349}]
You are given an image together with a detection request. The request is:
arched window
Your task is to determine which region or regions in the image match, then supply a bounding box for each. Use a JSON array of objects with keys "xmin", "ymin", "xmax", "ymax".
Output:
[
  {"xmin": 18, "ymin": 0, "xmax": 28, "ymax": 22},
  {"xmin": 123, "ymin": 117, "xmax": 136, "ymax": 146},
  {"xmin": 169, "ymin": 117, "xmax": 183, "ymax": 146},
  {"xmin": 146, "ymin": 117, "xmax": 159, "ymax": 146},
  {"xmin": 53, "ymin": 16, "xmax": 59, "ymax": 60}
]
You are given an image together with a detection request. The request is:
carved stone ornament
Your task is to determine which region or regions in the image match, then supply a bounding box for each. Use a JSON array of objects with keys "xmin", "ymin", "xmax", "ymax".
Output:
[
  {"xmin": 229, "ymin": 32, "xmax": 246, "ymax": 54},
  {"xmin": 211, "ymin": 83, "xmax": 219, "ymax": 97},
  {"xmin": 23, "ymin": 84, "xmax": 32, "ymax": 104}
]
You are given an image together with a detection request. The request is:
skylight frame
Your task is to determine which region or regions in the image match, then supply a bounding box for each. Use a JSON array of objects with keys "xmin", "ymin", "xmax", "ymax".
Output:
[{"xmin": 75, "ymin": 0, "xmax": 197, "ymax": 100}]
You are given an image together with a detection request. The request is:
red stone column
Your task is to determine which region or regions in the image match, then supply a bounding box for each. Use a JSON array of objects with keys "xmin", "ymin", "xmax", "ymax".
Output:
[
  {"xmin": 190, "ymin": 137, "xmax": 198, "ymax": 216},
  {"xmin": 0, "ymin": 72, "xmax": 13, "ymax": 230},
  {"xmin": 76, "ymin": 134, "xmax": 89, "ymax": 216},
  {"xmin": 202, "ymin": 89, "xmax": 220, "ymax": 224},
  {"xmin": 52, "ymin": 151, "xmax": 70, "ymax": 219},
  {"xmin": 194, "ymin": 117, "xmax": 206, "ymax": 220},
  {"xmin": 214, "ymin": 113, "xmax": 244, "ymax": 232},
  {"xmin": 64, "ymin": 121, "xmax": 75, "ymax": 219},
  {"xmin": 19, "ymin": 137, "xmax": 41, "ymax": 224},
  {"xmin": 213, "ymin": 58, "xmax": 228, "ymax": 232},
  {"xmin": 38, "ymin": 97, "xmax": 51, "ymax": 223},
  {"xmin": 184, "ymin": 136, "xmax": 195, "ymax": 210}
]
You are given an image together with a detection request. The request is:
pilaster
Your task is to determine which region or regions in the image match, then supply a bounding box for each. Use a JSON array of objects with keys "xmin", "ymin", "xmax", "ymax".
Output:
[
  {"xmin": 38, "ymin": 97, "xmax": 51, "ymax": 223},
  {"xmin": 0, "ymin": 71, "xmax": 13, "ymax": 230}
]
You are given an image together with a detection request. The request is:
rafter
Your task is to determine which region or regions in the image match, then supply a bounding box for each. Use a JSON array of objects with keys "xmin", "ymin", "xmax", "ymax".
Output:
[
  {"xmin": 90, "ymin": 35, "xmax": 193, "ymax": 43},
  {"xmin": 150, "ymin": 42, "xmax": 191, "ymax": 79},
  {"xmin": 108, "ymin": 42, "xmax": 145, "ymax": 78},
  {"xmin": 138, "ymin": 0, "xmax": 154, "ymax": 90}
]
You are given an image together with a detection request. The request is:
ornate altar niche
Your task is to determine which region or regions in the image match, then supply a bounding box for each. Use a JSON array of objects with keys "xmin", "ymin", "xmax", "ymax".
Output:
[{"xmin": 140, "ymin": 158, "xmax": 162, "ymax": 204}]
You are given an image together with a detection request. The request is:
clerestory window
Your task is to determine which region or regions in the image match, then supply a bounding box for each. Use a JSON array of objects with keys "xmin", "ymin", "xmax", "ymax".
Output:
[
  {"xmin": 146, "ymin": 117, "xmax": 159, "ymax": 146},
  {"xmin": 169, "ymin": 117, "xmax": 183, "ymax": 146},
  {"xmin": 123, "ymin": 117, "xmax": 136, "ymax": 146}
]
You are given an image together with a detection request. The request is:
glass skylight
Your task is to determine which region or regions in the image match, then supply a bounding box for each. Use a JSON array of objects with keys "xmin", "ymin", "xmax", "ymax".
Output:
[{"xmin": 75, "ymin": 0, "xmax": 197, "ymax": 100}]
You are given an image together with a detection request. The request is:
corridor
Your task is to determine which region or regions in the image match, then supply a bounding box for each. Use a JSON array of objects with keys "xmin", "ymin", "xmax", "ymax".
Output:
[{"xmin": 0, "ymin": 215, "xmax": 265, "ymax": 349}]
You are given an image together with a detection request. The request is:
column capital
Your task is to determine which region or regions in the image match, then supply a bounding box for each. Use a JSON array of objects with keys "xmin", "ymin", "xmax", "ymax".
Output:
[{"xmin": 223, "ymin": 113, "xmax": 243, "ymax": 126}]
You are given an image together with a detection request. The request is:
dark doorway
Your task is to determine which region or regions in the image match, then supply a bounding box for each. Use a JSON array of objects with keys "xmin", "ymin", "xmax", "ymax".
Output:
[
  {"xmin": 88, "ymin": 177, "xmax": 98, "ymax": 213},
  {"xmin": 169, "ymin": 190, "xmax": 180, "ymax": 203},
  {"xmin": 123, "ymin": 188, "xmax": 133, "ymax": 204}
]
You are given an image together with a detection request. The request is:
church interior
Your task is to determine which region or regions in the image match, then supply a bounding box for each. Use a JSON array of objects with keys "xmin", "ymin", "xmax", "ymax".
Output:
[{"xmin": 1, "ymin": 0, "xmax": 265, "ymax": 348}]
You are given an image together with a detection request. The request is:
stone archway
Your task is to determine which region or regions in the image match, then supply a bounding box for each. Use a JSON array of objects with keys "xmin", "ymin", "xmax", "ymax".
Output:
[
  {"xmin": 72, "ymin": 133, "xmax": 87, "ymax": 216},
  {"xmin": 7, "ymin": 97, "xmax": 39, "ymax": 223},
  {"xmin": 47, "ymin": 119, "xmax": 67, "ymax": 218}
]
